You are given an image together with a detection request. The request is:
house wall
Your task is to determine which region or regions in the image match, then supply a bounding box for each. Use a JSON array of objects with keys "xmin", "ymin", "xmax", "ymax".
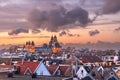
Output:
[
  {"xmin": 77, "ymin": 66, "xmax": 88, "ymax": 79},
  {"xmin": 35, "ymin": 63, "xmax": 51, "ymax": 76}
]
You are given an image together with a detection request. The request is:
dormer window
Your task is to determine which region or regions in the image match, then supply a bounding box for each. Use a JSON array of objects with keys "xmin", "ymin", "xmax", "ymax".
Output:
[{"xmin": 81, "ymin": 70, "xmax": 84, "ymax": 76}]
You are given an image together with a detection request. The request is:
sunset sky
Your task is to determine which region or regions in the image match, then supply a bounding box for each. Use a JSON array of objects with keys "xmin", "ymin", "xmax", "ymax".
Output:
[{"xmin": 0, "ymin": 0, "xmax": 120, "ymax": 47}]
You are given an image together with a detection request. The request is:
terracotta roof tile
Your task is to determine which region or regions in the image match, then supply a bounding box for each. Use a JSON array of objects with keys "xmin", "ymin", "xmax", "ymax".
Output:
[
  {"xmin": 48, "ymin": 65, "xmax": 58, "ymax": 74},
  {"xmin": 59, "ymin": 65, "xmax": 69, "ymax": 75},
  {"xmin": 15, "ymin": 61, "xmax": 40, "ymax": 74}
]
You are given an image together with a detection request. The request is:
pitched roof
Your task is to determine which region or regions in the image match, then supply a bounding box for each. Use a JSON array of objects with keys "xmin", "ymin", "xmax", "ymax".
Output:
[
  {"xmin": 77, "ymin": 55, "xmax": 103, "ymax": 63},
  {"xmin": 64, "ymin": 65, "xmax": 74, "ymax": 77},
  {"xmin": 16, "ymin": 61, "xmax": 40, "ymax": 74},
  {"xmin": 59, "ymin": 65, "xmax": 69, "ymax": 75},
  {"xmin": 48, "ymin": 65, "xmax": 58, "ymax": 75},
  {"xmin": 90, "ymin": 66, "xmax": 103, "ymax": 80},
  {"xmin": 103, "ymin": 68, "xmax": 119, "ymax": 80}
]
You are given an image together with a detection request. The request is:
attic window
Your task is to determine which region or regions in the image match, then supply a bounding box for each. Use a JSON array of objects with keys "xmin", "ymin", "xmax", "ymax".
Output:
[
  {"xmin": 81, "ymin": 70, "xmax": 83, "ymax": 73},
  {"xmin": 110, "ymin": 73, "xmax": 114, "ymax": 75},
  {"xmin": 81, "ymin": 70, "xmax": 84, "ymax": 75}
]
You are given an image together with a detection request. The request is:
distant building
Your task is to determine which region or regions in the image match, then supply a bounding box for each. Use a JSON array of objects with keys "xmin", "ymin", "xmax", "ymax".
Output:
[
  {"xmin": 15, "ymin": 61, "xmax": 51, "ymax": 76},
  {"xmin": 25, "ymin": 35, "xmax": 62, "ymax": 54},
  {"xmin": 35, "ymin": 35, "xmax": 62, "ymax": 54},
  {"xmin": 25, "ymin": 41, "xmax": 35, "ymax": 53},
  {"xmin": 49, "ymin": 35, "xmax": 62, "ymax": 53}
]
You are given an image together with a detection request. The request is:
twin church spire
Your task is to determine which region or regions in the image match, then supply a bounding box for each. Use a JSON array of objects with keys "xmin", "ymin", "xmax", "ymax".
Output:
[{"xmin": 50, "ymin": 35, "xmax": 57, "ymax": 42}]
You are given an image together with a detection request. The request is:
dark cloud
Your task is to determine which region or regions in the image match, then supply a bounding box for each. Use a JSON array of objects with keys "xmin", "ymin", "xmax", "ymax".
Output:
[
  {"xmin": 89, "ymin": 29, "xmax": 100, "ymax": 36},
  {"xmin": 0, "ymin": 0, "xmax": 100, "ymax": 34},
  {"xmin": 114, "ymin": 27, "xmax": 120, "ymax": 31},
  {"xmin": 8, "ymin": 28, "xmax": 29, "ymax": 35},
  {"xmin": 102, "ymin": 0, "xmax": 120, "ymax": 14},
  {"xmin": 27, "ymin": 6, "xmax": 90, "ymax": 32},
  {"xmin": 68, "ymin": 33, "xmax": 80, "ymax": 37},
  {"xmin": 59, "ymin": 30, "xmax": 80, "ymax": 37},
  {"xmin": 32, "ymin": 29, "xmax": 41, "ymax": 34},
  {"xmin": 59, "ymin": 31, "xmax": 67, "ymax": 36}
]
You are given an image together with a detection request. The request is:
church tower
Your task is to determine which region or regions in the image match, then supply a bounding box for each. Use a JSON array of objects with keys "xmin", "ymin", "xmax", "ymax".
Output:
[
  {"xmin": 51, "ymin": 36, "xmax": 54, "ymax": 42},
  {"xmin": 25, "ymin": 41, "xmax": 35, "ymax": 53},
  {"xmin": 54, "ymin": 35, "xmax": 57, "ymax": 42},
  {"xmin": 30, "ymin": 41, "xmax": 35, "ymax": 53}
]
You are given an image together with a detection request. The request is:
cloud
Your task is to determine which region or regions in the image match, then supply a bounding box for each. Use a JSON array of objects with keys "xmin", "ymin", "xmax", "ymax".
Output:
[
  {"xmin": 8, "ymin": 28, "xmax": 29, "ymax": 35},
  {"xmin": 27, "ymin": 6, "xmax": 90, "ymax": 32},
  {"xmin": 59, "ymin": 31, "xmax": 67, "ymax": 36},
  {"xmin": 0, "ymin": 36, "xmax": 50, "ymax": 39},
  {"xmin": 32, "ymin": 29, "xmax": 41, "ymax": 34},
  {"xmin": 0, "ymin": 0, "xmax": 100, "ymax": 34},
  {"xmin": 114, "ymin": 27, "xmax": 120, "ymax": 32},
  {"xmin": 89, "ymin": 29, "xmax": 100, "ymax": 36},
  {"xmin": 59, "ymin": 30, "xmax": 80, "ymax": 37},
  {"xmin": 68, "ymin": 33, "xmax": 80, "ymax": 37},
  {"xmin": 102, "ymin": 0, "xmax": 120, "ymax": 14}
]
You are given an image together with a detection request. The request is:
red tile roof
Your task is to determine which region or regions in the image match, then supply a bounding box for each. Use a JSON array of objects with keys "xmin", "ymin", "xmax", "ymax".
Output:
[
  {"xmin": 48, "ymin": 65, "xmax": 58, "ymax": 74},
  {"xmin": 59, "ymin": 65, "xmax": 69, "ymax": 74},
  {"xmin": 15, "ymin": 61, "xmax": 40, "ymax": 74}
]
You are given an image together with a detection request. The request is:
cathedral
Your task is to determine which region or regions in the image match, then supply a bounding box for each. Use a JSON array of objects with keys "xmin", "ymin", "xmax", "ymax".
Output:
[
  {"xmin": 25, "ymin": 41, "xmax": 35, "ymax": 53},
  {"xmin": 49, "ymin": 35, "xmax": 62, "ymax": 53},
  {"xmin": 25, "ymin": 35, "xmax": 62, "ymax": 54}
]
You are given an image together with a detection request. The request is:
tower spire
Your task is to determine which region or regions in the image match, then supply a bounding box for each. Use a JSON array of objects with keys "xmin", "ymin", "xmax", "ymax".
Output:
[
  {"xmin": 51, "ymin": 35, "xmax": 54, "ymax": 42},
  {"xmin": 54, "ymin": 35, "xmax": 57, "ymax": 42}
]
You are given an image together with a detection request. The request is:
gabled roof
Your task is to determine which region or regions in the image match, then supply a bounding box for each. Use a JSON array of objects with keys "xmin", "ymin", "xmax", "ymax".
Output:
[
  {"xmin": 59, "ymin": 65, "xmax": 70, "ymax": 75},
  {"xmin": 103, "ymin": 68, "xmax": 119, "ymax": 80},
  {"xmin": 24, "ymin": 67, "xmax": 32, "ymax": 75},
  {"xmin": 90, "ymin": 66, "xmax": 103, "ymax": 80},
  {"xmin": 48, "ymin": 65, "xmax": 58, "ymax": 75},
  {"xmin": 16, "ymin": 61, "xmax": 40, "ymax": 74},
  {"xmin": 64, "ymin": 65, "xmax": 75, "ymax": 77}
]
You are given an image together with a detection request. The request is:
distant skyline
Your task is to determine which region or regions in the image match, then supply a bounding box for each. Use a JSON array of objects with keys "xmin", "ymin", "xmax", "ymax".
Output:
[{"xmin": 0, "ymin": 0, "xmax": 120, "ymax": 47}]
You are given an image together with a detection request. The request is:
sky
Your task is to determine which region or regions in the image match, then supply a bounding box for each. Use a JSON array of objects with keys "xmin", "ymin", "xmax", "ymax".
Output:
[{"xmin": 0, "ymin": 0, "xmax": 120, "ymax": 49}]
